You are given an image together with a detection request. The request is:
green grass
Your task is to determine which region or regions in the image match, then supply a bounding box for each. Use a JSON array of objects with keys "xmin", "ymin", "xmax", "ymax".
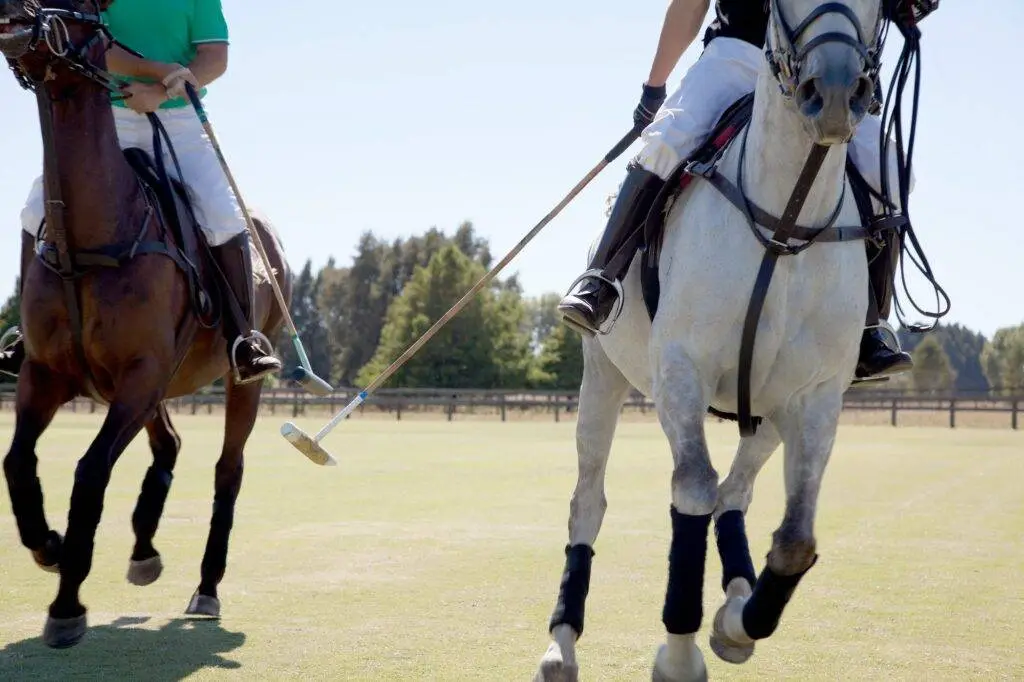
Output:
[{"xmin": 0, "ymin": 412, "xmax": 1022, "ymax": 680}]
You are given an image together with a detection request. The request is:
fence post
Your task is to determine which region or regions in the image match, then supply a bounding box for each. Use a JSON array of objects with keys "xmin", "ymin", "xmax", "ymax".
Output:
[
  {"xmin": 500, "ymin": 394, "xmax": 507, "ymax": 423},
  {"xmin": 1012, "ymin": 400, "xmax": 1018, "ymax": 430},
  {"xmin": 447, "ymin": 399, "xmax": 454, "ymax": 422},
  {"xmin": 890, "ymin": 398, "xmax": 897, "ymax": 427},
  {"xmin": 948, "ymin": 397, "xmax": 956, "ymax": 429}
]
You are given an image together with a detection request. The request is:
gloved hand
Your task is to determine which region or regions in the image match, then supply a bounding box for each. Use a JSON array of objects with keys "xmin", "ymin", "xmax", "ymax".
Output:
[
  {"xmin": 633, "ymin": 83, "xmax": 667, "ymax": 130},
  {"xmin": 161, "ymin": 65, "xmax": 200, "ymax": 101}
]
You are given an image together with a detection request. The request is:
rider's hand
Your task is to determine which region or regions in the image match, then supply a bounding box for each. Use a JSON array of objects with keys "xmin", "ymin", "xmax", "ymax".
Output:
[
  {"xmin": 123, "ymin": 82, "xmax": 168, "ymax": 114},
  {"xmin": 633, "ymin": 83, "xmax": 667, "ymax": 130},
  {"xmin": 161, "ymin": 65, "xmax": 200, "ymax": 101}
]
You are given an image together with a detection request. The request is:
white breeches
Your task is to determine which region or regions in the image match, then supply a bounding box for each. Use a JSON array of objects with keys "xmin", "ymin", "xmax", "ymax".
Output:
[
  {"xmin": 635, "ymin": 37, "xmax": 912, "ymax": 198},
  {"xmin": 20, "ymin": 105, "xmax": 247, "ymax": 247}
]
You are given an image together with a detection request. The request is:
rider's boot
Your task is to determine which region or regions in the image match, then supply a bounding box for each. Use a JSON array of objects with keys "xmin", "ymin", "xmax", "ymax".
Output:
[
  {"xmin": 558, "ymin": 162, "xmax": 665, "ymax": 336},
  {"xmin": 0, "ymin": 232, "xmax": 36, "ymax": 379},
  {"xmin": 856, "ymin": 231, "xmax": 914, "ymax": 379},
  {"xmin": 210, "ymin": 231, "xmax": 283, "ymax": 385}
]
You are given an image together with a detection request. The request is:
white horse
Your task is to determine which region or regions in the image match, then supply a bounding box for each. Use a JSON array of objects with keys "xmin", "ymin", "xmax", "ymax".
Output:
[{"xmin": 536, "ymin": 0, "xmax": 896, "ymax": 680}]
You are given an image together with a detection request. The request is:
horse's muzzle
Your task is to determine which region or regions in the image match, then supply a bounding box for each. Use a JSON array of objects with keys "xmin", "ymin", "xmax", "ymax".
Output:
[{"xmin": 793, "ymin": 44, "xmax": 874, "ymax": 145}]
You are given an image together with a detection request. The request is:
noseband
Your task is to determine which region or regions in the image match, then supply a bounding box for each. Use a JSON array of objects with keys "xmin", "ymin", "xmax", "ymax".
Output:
[{"xmin": 765, "ymin": 0, "xmax": 885, "ymax": 112}]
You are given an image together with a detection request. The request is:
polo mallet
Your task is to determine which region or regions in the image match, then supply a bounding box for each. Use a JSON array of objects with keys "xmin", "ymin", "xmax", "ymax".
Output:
[
  {"xmin": 183, "ymin": 83, "xmax": 333, "ymax": 396},
  {"xmin": 280, "ymin": 126, "xmax": 643, "ymax": 465}
]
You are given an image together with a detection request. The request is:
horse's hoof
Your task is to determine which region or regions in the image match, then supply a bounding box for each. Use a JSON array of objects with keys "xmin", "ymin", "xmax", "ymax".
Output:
[
  {"xmin": 32, "ymin": 530, "xmax": 62, "ymax": 573},
  {"xmin": 709, "ymin": 630, "xmax": 754, "ymax": 664},
  {"xmin": 710, "ymin": 600, "xmax": 755, "ymax": 664},
  {"xmin": 534, "ymin": 642, "xmax": 578, "ymax": 682},
  {"xmin": 42, "ymin": 614, "xmax": 87, "ymax": 649},
  {"xmin": 126, "ymin": 555, "xmax": 164, "ymax": 586},
  {"xmin": 652, "ymin": 642, "xmax": 707, "ymax": 682},
  {"xmin": 185, "ymin": 591, "xmax": 220, "ymax": 618}
]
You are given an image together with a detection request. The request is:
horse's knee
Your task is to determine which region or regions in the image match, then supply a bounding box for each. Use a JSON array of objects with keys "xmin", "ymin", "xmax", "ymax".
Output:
[
  {"xmin": 671, "ymin": 463, "xmax": 718, "ymax": 516},
  {"xmin": 768, "ymin": 525, "xmax": 817, "ymax": 575}
]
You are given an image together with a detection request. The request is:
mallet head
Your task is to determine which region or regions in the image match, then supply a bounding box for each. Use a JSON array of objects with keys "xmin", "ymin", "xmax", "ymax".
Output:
[
  {"xmin": 289, "ymin": 366, "xmax": 334, "ymax": 397},
  {"xmin": 280, "ymin": 422, "xmax": 337, "ymax": 466}
]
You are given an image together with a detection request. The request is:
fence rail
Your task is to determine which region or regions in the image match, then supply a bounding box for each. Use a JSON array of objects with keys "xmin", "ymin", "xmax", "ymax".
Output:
[{"xmin": 0, "ymin": 385, "xmax": 1020, "ymax": 429}]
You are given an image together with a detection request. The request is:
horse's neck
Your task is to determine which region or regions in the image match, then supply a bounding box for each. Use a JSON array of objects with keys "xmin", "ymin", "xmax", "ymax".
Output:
[
  {"xmin": 738, "ymin": 70, "xmax": 848, "ymax": 225},
  {"xmin": 42, "ymin": 89, "xmax": 142, "ymax": 250}
]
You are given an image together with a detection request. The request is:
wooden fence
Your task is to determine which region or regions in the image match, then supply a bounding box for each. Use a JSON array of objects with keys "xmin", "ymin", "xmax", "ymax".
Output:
[{"xmin": 0, "ymin": 385, "xmax": 1021, "ymax": 429}]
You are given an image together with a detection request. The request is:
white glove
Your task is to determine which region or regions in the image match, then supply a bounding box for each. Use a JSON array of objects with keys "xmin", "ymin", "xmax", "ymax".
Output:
[{"xmin": 162, "ymin": 66, "xmax": 199, "ymax": 101}]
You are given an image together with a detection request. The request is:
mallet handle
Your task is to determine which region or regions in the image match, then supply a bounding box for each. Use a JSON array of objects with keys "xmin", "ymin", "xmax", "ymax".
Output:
[{"xmin": 311, "ymin": 125, "xmax": 642, "ymax": 441}]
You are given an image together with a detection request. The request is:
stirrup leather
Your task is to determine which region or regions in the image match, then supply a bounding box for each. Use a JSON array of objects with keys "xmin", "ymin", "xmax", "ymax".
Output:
[
  {"xmin": 230, "ymin": 330, "xmax": 276, "ymax": 385},
  {"xmin": 563, "ymin": 268, "xmax": 626, "ymax": 336}
]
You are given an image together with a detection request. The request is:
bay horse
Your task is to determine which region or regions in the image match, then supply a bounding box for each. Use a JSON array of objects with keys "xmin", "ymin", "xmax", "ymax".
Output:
[
  {"xmin": 0, "ymin": 0, "xmax": 291, "ymax": 648},
  {"xmin": 535, "ymin": 0, "xmax": 922, "ymax": 679}
]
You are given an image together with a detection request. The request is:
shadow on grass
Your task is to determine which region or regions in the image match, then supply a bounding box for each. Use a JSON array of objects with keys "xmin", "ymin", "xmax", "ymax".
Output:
[{"xmin": 0, "ymin": 616, "xmax": 245, "ymax": 681}]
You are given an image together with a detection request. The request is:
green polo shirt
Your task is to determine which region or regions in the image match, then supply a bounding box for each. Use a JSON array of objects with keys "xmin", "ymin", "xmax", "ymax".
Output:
[{"xmin": 102, "ymin": 0, "xmax": 229, "ymax": 109}]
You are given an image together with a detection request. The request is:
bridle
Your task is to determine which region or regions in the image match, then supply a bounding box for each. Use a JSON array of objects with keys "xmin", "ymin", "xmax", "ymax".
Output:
[
  {"xmin": 765, "ymin": 0, "xmax": 886, "ymax": 115},
  {"xmin": 4, "ymin": 0, "xmax": 131, "ymax": 95}
]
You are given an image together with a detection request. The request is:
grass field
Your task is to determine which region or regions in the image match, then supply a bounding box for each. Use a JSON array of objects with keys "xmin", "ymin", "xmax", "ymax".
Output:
[{"xmin": 0, "ymin": 412, "xmax": 1022, "ymax": 681}]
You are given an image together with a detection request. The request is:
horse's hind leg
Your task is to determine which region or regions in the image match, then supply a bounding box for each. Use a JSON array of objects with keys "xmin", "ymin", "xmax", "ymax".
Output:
[
  {"xmin": 651, "ymin": 343, "xmax": 716, "ymax": 682},
  {"xmin": 3, "ymin": 362, "xmax": 73, "ymax": 573},
  {"xmin": 708, "ymin": 421, "xmax": 782, "ymax": 664},
  {"xmin": 186, "ymin": 376, "xmax": 259, "ymax": 618},
  {"xmin": 535, "ymin": 337, "xmax": 631, "ymax": 682},
  {"xmin": 126, "ymin": 403, "xmax": 181, "ymax": 587},
  {"xmin": 715, "ymin": 381, "xmax": 843, "ymax": 652}
]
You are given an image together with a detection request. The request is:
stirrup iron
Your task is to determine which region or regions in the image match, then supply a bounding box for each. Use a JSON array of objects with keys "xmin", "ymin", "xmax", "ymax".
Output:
[
  {"xmin": 0, "ymin": 327, "xmax": 22, "ymax": 352},
  {"xmin": 230, "ymin": 330, "xmax": 276, "ymax": 385},
  {"xmin": 563, "ymin": 268, "xmax": 626, "ymax": 336}
]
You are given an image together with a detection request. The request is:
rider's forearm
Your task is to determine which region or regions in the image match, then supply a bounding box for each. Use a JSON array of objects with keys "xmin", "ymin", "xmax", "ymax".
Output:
[
  {"xmin": 646, "ymin": 0, "xmax": 711, "ymax": 87},
  {"xmin": 186, "ymin": 43, "xmax": 229, "ymax": 88},
  {"xmin": 106, "ymin": 43, "xmax": 177, "ymax": 81}
]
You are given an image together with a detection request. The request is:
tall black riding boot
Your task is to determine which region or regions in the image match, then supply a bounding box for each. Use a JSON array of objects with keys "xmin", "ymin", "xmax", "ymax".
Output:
[
  {"xmin": 0, "ymin": 232, "xmax": 37, "ymax": 379},
  {"xmin": 857, "ymin": 231, "xmax": 914, "ymax": 379},
  {"xmin": 558, "ymin": 163, "xmax": 665, "ymax": 336},
  {"xmin": 210, "ymin": 232, "xmax": 283, "ymax": 385}
]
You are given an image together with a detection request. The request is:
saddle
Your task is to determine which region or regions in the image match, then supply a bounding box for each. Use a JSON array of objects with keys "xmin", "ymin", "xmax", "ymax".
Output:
[
  {"xmin": 34, "ymin": 114, "xmax": 218, "ymax": 328},
  {"xmin": 636, "ymin": 91, "xmax": 890, "ymax": 427}
]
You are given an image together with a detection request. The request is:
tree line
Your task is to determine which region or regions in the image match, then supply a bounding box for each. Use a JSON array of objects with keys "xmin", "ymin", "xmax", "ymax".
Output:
[{"xmin": 0, "ymin": 221, "xmax": 1021, "ymax": 395}]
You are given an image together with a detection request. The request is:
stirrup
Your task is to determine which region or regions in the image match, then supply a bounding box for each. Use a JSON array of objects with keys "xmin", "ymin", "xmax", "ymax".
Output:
[
  {"xmin": 0, "ymin": 326, "xmax": 22, "ymax": 353},
  {"xmin": 562, "ymin": 268, "xmax": 626, "ymax": 336},
  {"xmin": 230, "ymin": 330, "xmax": 277, "ymax": 385},
  {"xmin": 865, "ymin": 319, "xmax": 904, "ymax": 352}
]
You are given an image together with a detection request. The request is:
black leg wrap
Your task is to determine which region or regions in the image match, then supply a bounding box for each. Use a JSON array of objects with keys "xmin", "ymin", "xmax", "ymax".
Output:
[
  {"xmin": 741, "ymin": 555, "xmax": 818, "ymax": 640},
  {"xmin": 548, "ymin": 544, "xmax": 595, "ymax": 636},
  {"xmin": 3, "ymin": 454, "xmax": 49, "ymax": 549},
  {"xmin": 662, "ymin": 508, "xmax": 712, "ymax": 635},
  {"xmin": 132, "ymin": 466, "xmax": 174, "ymax": 540},
  {"xmin": 714, "ymin": 510, "xmax": 757, "ymax": 592}
]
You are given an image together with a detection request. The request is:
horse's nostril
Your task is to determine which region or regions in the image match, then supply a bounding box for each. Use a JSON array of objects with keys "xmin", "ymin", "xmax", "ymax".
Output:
[{"xmin": 795, "ymin": 78, "xmax": 824, "ymax": 117}]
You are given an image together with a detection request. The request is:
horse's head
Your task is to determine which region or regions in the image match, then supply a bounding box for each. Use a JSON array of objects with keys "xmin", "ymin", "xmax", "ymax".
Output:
[
  {"xmin": 0, "ymin": 0, "xmax": 115, "ymax": 91},
  {"xmin": 766, "ymin": 0, "xmax": 885, "ymax": 144}
]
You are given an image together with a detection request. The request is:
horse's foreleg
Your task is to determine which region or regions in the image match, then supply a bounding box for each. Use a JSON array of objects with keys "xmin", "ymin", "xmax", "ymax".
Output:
[
  {"xmin": 185, "ymin": 377, "xmax": 259, "ymax": 619},
  {"xmin": 718, "ymin": 382, "xmax": 843, "ymax": 651},
  {"xmin": 2, "ymin": 362, "xmax": 73, "ymax": 572},
  {"xmin": 536, "ymin": 338, "xmax": 631, "ymax": 682},
  {"xmin": 126, "ymin": 403, "xmax": 181, "ymax": 587},
  {"xmin": 651, "ymin": 344, "xmax": 715, "ymax": 682},
  {"xmin": 708, "ymin": 421, "xmax": 782, "ymax": 664},
  {"xmin": 46, "ymin": 366, "xmax": 165, "ymax": 648}
]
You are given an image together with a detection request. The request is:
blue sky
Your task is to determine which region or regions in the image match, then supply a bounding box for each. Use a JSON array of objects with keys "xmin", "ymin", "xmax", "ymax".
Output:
[{"xmin": 0, "ymin": 1, "xmax": 1019, "ymax": 338}]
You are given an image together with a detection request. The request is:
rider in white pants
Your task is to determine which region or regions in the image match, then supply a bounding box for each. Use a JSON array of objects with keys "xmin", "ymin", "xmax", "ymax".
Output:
[
  {"xmin": 557, "ymin": 0, "xmax": 935, "ymax": 380},
  {"xmin": 1, "ymin": 0, "xmax": 281, "ymax": 384}
]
